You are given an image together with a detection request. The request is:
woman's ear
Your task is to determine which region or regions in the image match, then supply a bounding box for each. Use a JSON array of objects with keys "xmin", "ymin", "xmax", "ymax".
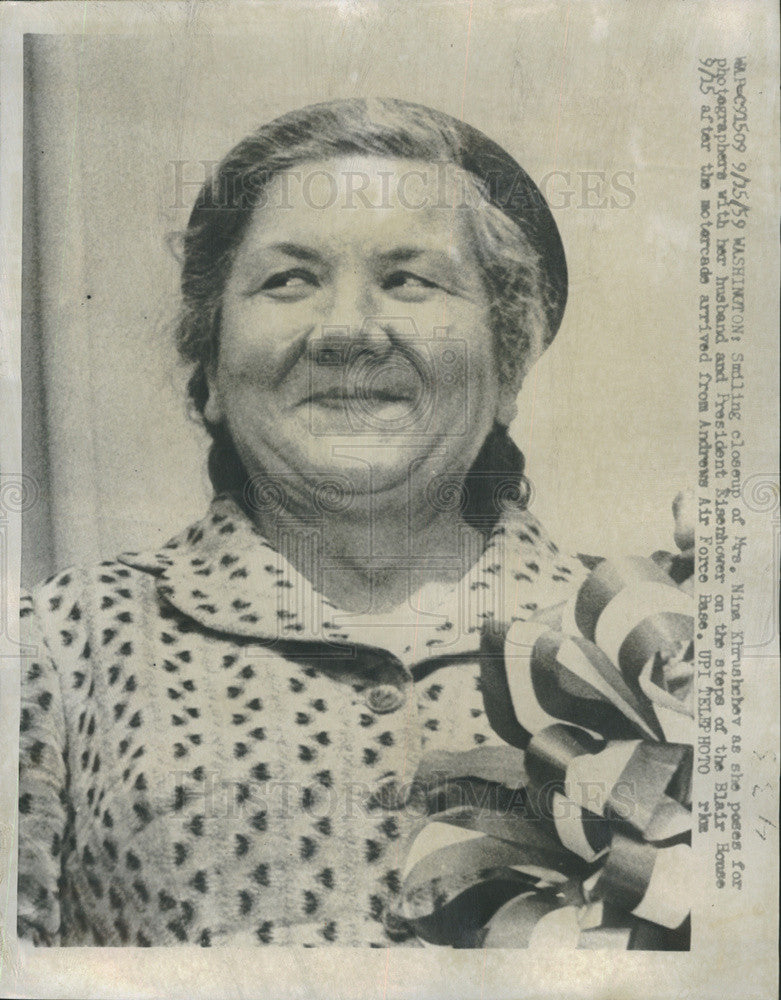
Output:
[
  {"xmin": 495, "ymin": 384, "xmax": 519, "ymax": 427},
  {"xmin": 203, "ymin": 367, "xmax": 224, "ymax": 425}
]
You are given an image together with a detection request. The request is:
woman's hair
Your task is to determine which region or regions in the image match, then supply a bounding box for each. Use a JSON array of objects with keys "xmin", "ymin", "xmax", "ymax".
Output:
[{"xmin": 173, "ymin": 98, "xmax": 567, "ymax": 527}]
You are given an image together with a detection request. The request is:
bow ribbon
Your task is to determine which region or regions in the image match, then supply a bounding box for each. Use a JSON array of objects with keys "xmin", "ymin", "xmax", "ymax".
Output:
[{"xmin": 397, "ymin": 552, "xmax": 694, "ymax": 949}]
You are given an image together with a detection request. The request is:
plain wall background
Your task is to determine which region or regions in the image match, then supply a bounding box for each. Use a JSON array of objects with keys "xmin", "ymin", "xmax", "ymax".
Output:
[{"xmin": 21, "ymin": 3, "xmax": 705, "ymax": 586}]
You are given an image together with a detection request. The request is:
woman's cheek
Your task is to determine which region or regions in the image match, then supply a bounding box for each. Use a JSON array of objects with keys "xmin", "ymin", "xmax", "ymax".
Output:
[
  {"xmin": 221, "ymin": 302, "xmax": 306, "ymax": 372},
  {"xmin": 408, "ymin": 299, "xmax": 450, "ymax": 339}
]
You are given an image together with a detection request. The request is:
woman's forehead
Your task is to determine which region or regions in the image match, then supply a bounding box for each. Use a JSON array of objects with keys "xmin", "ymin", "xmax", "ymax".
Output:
[{"xmin": 235, "ymin": 156, "xmax": 482, "ymax": 259}]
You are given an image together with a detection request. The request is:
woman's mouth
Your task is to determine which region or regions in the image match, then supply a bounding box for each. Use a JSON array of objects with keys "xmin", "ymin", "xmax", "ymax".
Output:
[{"xmin": 304, "ymin": 387, "xmax": 416, "ymax": 409}]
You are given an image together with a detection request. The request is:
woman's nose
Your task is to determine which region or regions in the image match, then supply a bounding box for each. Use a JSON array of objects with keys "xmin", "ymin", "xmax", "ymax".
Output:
[{"xmin": 318, "ymin": 274, "xmax": 392, "ymax": 348}]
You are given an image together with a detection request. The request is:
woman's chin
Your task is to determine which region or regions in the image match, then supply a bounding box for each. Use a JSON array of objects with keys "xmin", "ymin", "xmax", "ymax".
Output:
[
  {"xmin": 276, "ymin": 446, "xmax": 435, "ymax": 505},
  {"xmin": 308, "ymin": 454, "xmax": 418, "ymax": 497},
  {"xmin": 245, "ymin": 422, "xmax": 466, "ymax": 510}
]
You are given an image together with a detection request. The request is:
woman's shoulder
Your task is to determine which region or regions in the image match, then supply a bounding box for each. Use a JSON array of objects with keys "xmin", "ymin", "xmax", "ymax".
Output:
[
  {"xmin": 481, "ymin": 506, "xmax": 594, "ymax": 628},
  {"xmin": 23, "ymin": 555, "xmax": 159, "ymax": 618},
  {"xmin": 22, "ymin": 505, "xmax": 210, "ymax": 618},
  {"xmin": 20, "ymin": 563, "xmax": 153, "ymax": 694},
  {"xmin": 19, "ymin": 499, "xmax": 248, "ymax": 665},
  {"xmin": 493, "ymin": 505, "xmax": 594, "ymax": 579},
  {"xmin": 20, "ymin": 515, "xmax": 201, "ymax": 664}
]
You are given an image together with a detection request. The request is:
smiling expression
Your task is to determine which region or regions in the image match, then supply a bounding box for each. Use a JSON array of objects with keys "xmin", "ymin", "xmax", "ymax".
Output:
[{"xmin": 205, "ymin": 156, "xmax": 518, "ymax": 515}]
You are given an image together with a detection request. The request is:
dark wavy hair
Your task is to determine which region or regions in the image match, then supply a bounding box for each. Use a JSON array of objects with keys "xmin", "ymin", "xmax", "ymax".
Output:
[{"xmin": 173, "ymin": 98, "xmax": 567, "ymax": 531}]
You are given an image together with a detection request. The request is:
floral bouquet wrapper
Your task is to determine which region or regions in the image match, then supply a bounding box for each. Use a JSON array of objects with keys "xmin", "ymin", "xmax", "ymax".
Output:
[{"xmin": 396, "ymin": 543, "xmax": 694, "ymax": 950}]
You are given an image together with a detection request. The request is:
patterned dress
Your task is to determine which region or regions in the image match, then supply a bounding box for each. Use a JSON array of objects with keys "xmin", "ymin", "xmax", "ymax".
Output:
[{"xmin": 17, "ymin": 495, "xmax": 585, "ymax": 946}]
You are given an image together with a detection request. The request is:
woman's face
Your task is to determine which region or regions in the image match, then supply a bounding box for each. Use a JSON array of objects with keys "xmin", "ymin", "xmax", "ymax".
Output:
[{"xmin": 206, "ymin": 156, "xmax": 518, "ymax": 515}]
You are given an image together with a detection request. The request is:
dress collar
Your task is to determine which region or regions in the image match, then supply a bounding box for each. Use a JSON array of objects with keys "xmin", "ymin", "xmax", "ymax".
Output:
[{"xmin": 118, "ymin": 495, "xmax": 585, "ymax": 660}]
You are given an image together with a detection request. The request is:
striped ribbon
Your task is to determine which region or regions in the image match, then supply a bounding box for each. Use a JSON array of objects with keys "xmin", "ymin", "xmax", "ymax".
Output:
[{"xmin": 396, "ymin": 554, "xmax": 693, "ymax": 949}]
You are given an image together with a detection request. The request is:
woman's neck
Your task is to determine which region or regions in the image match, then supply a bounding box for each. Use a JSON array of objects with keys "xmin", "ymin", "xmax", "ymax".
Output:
[{"xmin": 250, "ymin": 499, "xmax": 488, "ymax": 614}]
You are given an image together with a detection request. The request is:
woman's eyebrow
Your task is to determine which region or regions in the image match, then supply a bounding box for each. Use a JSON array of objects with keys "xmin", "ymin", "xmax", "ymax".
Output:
[
  {"xmin": 379, "ymin": 245, "xmax": 482, "ymax": 298},
  {"xmin": 241, "ymin": 242, "xmax": 324, "ymax": 266},
  {"xmin": 379, "ymin": 246, "xmax": 446, "ymax": 264}
]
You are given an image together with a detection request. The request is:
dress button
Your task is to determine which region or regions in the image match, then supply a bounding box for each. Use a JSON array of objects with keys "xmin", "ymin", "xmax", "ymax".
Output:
[{"xmin": 366, "ymin": 683, "xmax": 405, "ymax": 714}]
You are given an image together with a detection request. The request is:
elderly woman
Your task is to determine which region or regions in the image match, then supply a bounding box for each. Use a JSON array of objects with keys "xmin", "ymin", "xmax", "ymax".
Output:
[{"xmin": 18, "ymin": 98, "xmax": 692, "ymax": 949}]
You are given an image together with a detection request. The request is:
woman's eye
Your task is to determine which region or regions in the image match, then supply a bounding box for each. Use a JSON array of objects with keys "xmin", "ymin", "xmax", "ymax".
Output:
[
  {"xmin": 258, "ymin": 269, "xmax": 319, "ymax": 299},
  {"xmin": 382, "ymin": 271, "xmax": 440, "ymax": 301}
]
